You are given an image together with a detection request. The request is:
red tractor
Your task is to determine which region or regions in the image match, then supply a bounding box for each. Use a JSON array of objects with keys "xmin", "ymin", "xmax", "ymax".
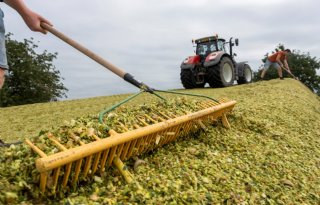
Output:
[{"xmin": 180, "ymin": 35, "xmax": 252, "ymax": 88}]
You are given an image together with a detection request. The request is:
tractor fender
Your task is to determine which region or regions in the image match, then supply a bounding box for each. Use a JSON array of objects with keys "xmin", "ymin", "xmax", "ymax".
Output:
[
  {"xmin": 203, "ymin": 51, "xmax": 230, "ymax": 67},
  {"xmin": 236, "ymin": 61, "xmax": 248, "ymax": 77}
]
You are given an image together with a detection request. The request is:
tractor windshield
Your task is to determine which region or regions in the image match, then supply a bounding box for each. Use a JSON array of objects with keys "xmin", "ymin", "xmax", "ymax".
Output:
[
  {"xmin": 196, "ymin": 42, "xmax": 217, "ymax": 56},
  {"xmin": 196, "ymin": 40, "xmax": 225, "ymax": 56}
]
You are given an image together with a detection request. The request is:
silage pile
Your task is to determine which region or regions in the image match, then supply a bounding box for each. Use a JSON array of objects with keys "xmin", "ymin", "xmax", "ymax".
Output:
[{"xmin": 0, "ymin": 79, "xmax": 319, "ymax": 204}]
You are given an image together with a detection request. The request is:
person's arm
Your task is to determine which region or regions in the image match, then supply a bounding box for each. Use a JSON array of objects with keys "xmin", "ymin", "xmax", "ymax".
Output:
[
  {"xmin": 283, "ymin": 59, "xmax": 291, "ymax": 72},
  {"xmin": 276, "ymin": 52, "xmax": 284, "ymax": 68},
  {"xmin": 3, "ymin": 0, "xmax": 51, "ymax": 34}
]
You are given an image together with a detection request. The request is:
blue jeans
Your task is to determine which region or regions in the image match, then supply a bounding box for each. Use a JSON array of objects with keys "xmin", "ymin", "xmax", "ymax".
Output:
[{"xmin": 0, "ymin": 7, "xmax": 8, "ymax": 70}]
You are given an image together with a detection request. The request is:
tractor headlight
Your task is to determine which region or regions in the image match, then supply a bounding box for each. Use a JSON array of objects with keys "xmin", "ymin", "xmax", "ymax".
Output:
[{"xmin": 183, "ymin": 57, "xmax": 190, "ymax": 64}]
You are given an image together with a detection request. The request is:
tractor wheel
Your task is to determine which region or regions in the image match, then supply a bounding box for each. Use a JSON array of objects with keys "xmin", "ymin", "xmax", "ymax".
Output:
[
  {"xmin": 207, "ymin": 57, "xmax": 235, "ymax": 87},
  {"xmin": 180, "ymin": 69, "xmax": 196, "ymax": 89},
  {"xmin": 237, "ymin": 64, "xmax": 253, "ymax": 84}
]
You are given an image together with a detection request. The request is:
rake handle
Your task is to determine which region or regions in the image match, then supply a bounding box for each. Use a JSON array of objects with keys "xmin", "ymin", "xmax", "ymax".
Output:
[
  {"xmin": 281, "ymin": 66, "xmax": 298, "ymax": 79},
  {"xmin": 40, "ymin": 22, "xmax": 153, "ymax": 92}
]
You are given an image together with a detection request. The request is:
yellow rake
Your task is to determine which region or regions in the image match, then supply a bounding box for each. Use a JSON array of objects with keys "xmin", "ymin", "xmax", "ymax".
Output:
[{"xmin": 24, "ymin": 23, "xmax": 237, "ymax": 194}]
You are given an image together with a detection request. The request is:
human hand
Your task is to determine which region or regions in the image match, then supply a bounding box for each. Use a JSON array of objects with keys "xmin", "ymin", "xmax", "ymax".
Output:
[{"xmin": 22, "ymin": 10, "xmax": 52, "ymax": 34}]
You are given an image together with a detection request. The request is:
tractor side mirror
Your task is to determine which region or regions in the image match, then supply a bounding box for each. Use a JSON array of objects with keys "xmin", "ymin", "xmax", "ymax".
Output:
[{"xmin": 235, "ymin": 39, "xmax": 239, "ymax": 46}]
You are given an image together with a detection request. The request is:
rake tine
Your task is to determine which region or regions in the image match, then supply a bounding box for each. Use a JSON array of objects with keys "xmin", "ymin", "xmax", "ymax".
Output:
[
  {"xmin": 69, "ymin": 133, "xmax": 85, "ymax": 146},
  {"xmin": 177, "ymin": 121, "xmax": 191, "ymax": 137},
  {"xmin": 164, "ymin": 128, "xmax": 178, "ymax": 145},
  {"xmin": 83, "ymin": 155, "xmax": 93, "ymax": 177},
  {"xmin": 132, "ymin": 138, "xmax": 144, "ymax": 156},
  {"xmin": 25, "ymin": 139, "xmax": 48, "ymax": 192},
  {"xmin": 116, "ymin": 143, "xmax": 125, "ymax": 157},
  {"xmin": 47, "ymin": 134, "xmax": 67, "ymax": 151},
  {"xmin": 138, "ymin": 136, "xmax": 148, "ymax": 154},
  {"xmin": 161, "ymin": 127, "xmax": 176, "ymax": 145},
  {"xmin": 69, "ymin": 135, "xmax": 86, "ymax": 182},
  {"xmin": 197, "ymin": 120, "xmax": 207, "ymax": 131},
  {"xmin": 167, "ymin": 124, "xmax": 183, "ymax": 143},
  {"xmin": 140, "ymin": 133, "xmax": 155, "ymax": 154},
  {"xmin": 137, "ymin": 117, "xmax": 150, "ymax": 126},
  {"xmin": 99, "ymin": 149, "xmax": 110, "ymax": 174},
  {"xmin": 72, "ymin": 159, "xmax": 83, "ymax": 188},
  {"xmin": 120, "ymin": 141, "xmax": 132, "ymax": 161},
  {"xmin": 62, "ymin": 163, "xmax": 72, "ymax": 188},
  {"xmin": 25, "ymin": 139, "xmax": 47, "ymax": 158},
  {"xmin": 131, "ymin": 123, "xmax": 148, "ymax": 154},
  {"xmin": 107, "ymin": 146, "xmax": 118, "ymax": 167},
  {"xmin": 92, "ymin": 153, "xmax": 102, "ymax": 175},
  {"xmin": 126, "ymin": 139, "xmax": 138, "ymax": 159},
  {"xmin": 52, "ymin": 167, "xmax": 61, "ymax": 193},
  {"xmin": 155, "ymin": 134, "xmax": 165, "ymax": 148},
  {"xmin": 118, "ymin": 122, "xmax": 130, "ymax": 131},
  {"xmin": 144, "ymin": 114, "xmax": 158, "ymax": 124},
  {"xmin": 90, "ymin": 134, "xmax": 102, "ymax": 175},
  {"xmin": 47, "ymin": 134, "xmax": 74, "ymax": 188},
  {"xmin": 157, "ymin": 111, "xmax": 171, "ymax": 119},
  {"xmin": 40, "ymin": 172, "xmax": 48, "ymax": 193},
  {"xmin": 146, "ymin": 133, "xmax": 159, "ymax": 152},
  {"xmin": 151, "ymin": 112, "xmax": 166, "ymax": 122},
  {"xmin": 221, "ymin": 113, "xmax": 231, "ymax": 128},
  {"xmin": 140, "ymin": 136, "xmax": 150, "ymax": 153}
]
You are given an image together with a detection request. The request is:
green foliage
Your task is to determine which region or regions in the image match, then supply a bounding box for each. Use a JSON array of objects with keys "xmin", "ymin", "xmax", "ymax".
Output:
[
  {"xmin": 253, "ymin": 44, "xmax": 320, "ymax": 95},
  {"xmin": 288, "ymin": 51, "xmax": 320, "ymax": 95},
  {"xmin": 0, "ymin": 33, "xmax": 68, "ymax": 107}
]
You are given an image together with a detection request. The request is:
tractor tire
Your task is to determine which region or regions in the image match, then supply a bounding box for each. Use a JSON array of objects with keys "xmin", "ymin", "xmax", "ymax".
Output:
[
  {"xmin": 237, "ymin": 64, "xmax": 253, "ymax": 84},
  {"xmin": 180, "ymin": 69, "xmax": 197, "ymax": 89},
  {"xmin": 207, "ymin": 57, "xmax": 235, "ymax": 87}
]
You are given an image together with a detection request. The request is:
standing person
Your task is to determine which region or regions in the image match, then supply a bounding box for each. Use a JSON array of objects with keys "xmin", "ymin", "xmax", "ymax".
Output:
[
  {"xmin": 260, "ymin": 49, "xmax": 292, "ymax": 80},
  {"xmin": 0, "ymin": 0, "xmax": 51, "ymax": 89}
]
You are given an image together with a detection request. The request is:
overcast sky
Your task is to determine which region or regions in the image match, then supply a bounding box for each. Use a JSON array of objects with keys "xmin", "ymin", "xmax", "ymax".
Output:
[{"xmin": 2, "ymin": 0, "xmax": 320, "ymax": 99}]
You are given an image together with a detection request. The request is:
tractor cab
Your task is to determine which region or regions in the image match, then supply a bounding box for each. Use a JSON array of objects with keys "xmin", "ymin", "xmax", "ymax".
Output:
[
  {"xmin": 193, "ymin": 36, "xmax": 237, "ymax": 62},
  {"xmin": 195, "ymin": 37, "xmax": 226, "ymax": 56}
]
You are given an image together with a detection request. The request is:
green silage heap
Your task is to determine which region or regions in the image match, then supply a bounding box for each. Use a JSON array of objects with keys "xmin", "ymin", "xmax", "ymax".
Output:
[{"xmin": 1, "ymin": 79, "xmax": 319, "ymax": 204}]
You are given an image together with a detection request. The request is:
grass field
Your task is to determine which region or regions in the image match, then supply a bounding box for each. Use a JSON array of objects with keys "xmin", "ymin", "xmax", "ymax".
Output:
[{"xmin": 0, "ymin": 79, "xmax": 320, "ymax": 204}]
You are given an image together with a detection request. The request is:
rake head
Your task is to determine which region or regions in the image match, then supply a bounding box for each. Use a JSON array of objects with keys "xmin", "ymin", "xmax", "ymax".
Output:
[{"xmin": 25, "ymin": 97, "xmax": 236, "ymax": 194}]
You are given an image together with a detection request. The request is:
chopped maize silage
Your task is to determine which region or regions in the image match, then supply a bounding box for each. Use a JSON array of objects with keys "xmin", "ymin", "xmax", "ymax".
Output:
[{"xmin": 0, "ymin": 79, "xmax": 319, "ymax": 204}]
